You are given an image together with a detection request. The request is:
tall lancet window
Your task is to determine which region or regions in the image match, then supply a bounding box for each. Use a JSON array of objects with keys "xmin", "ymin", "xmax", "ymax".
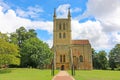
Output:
[
  {"xmin": 63, "ymin": 55, "xmax": 66, "ymax": 62},
  {"xmin": 63, "ymin": 32, "xmax": 66, "ymax": 38},
  {"xmin": 80, "ymin": 55, "xmax": 83, "ymax": 62},
  {"xmin": 59, "ymin": 33, "xmax": 62, "ymax": 38},
  {"xmin": 63, "ymin": 23, "xmax": 65, "ymax": 30},
  {"xmin": 59, "ymin": 23, "xmax": 61, "ymax": 30},
  {"xmin": 60, "ymin": 55, "xmax": 62, "ymax": 63}
]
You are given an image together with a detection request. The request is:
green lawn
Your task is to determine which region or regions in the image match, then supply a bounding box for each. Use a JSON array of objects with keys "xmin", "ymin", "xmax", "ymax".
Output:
[
  {"xmin": 0, "ymin": 68, "xmax": 58, "ymax": 80},
  {"xmin": 0, "ymin": 69, "xmax": 120, "ymax": 80},
  {"xmin": 71, "ymin": 70, "xmax": 120, "ymax": 80}
]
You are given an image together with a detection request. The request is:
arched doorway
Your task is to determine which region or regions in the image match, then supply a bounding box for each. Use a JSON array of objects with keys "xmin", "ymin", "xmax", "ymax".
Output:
[{"xmin": 61, "ymin": 65, "xmax": 64, "ymax": 70}]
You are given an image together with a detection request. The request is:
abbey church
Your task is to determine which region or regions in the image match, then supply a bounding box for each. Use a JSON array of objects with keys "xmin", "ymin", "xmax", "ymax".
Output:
[{"xmin": 52, "ymin": 9, "xmax": 92, "ymax": 70}]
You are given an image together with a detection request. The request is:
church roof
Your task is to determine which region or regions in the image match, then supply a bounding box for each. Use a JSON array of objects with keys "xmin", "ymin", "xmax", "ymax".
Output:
[{"xmin": 72, "ymin": 40, "xmax": 90, "ymax": 45}]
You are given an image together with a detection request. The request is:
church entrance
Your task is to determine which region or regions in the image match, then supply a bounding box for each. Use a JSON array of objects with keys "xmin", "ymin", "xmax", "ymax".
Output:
[{"xmin": 61, "ymin": 65, "xmax": 64, "ymax": 70}]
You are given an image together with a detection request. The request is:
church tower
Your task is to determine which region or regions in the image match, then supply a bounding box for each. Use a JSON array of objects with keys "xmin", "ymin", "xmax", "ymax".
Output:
[
  {"xmin": 53, "ymin": 8, "xmax": 72, "ymax": 70},
  {"xmin": 53, "ymin": 8, "xmax": 71, "ymax": 46},
  {"xmin": 52, "ymin": 8, "xmax": 93, "ymax": 70}
]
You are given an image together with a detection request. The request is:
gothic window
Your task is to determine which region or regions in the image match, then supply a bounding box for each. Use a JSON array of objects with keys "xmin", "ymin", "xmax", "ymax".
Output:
[
  {"xmin": 63, "ymin": 32, "xmax": 66, "ymax": 38},
  {"xmin": 63, "ymin": 55, "xmax": 66, "ymax": 62},
  {"xmin": 59, "ymin": 33, "xmax": 62, "ymax": 38},
  {"xmin": 66, "ymin": 23, "xmax": 68, "ymax": 30},
  {"xmin": 80, "ymin": 55, "xmax": 83, "ymax": 62},
  {"xmin": 63, "ymin": 23, "xmax": 65, "ymax": 30},
  {"xmin": 60, "ymin": 55, "xmax": 62, "ymax": 62},
  {"xmin": 57, "ymin": 23, "xmax": 59, "ymax": 30},
  {"xmin": 59, "ymin": 23, "xmax": 61, "ymax": 30}
]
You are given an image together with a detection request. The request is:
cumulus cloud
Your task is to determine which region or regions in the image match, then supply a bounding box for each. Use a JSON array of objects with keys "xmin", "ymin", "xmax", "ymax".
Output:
[
  {"xmin": 45, "ymin": 39, "xmax": 53, "ymax": 48},
  {"xmin": 56, "ymin": 4, "xmax": 70, "ymax": 18},
  {"xmin": 56, "ymin": 4, "xmax": 81, "ymax": 18},
  {"xmin": 0, "ymin": 1, "xmax": 53, "ymax": 47},
  {"xmin": 86, "ymin": 0, "xmax": 120, "ymax": 18},
  {"xmin": 0, "ymin": 0, "xmax": 120, "ymax": 51},
  {"xmin": 71, "ymin": 20, "xmax": 110, "ymax": 50},
  {"xmin": 71, "ymin": 7, "xmax": 81, "ymax": 13},
  {"xmin": 56, "ymin": 2, "xmax": 120, "ymax": 50},
  {"xmin": 84, "ymin": 0, "xmax": 120, "ymax": 49},
  {"xmin": 16, "ymin": 5, "xmax": 43, "ymax": 19},
  {"xmin": 81, "ymin": 0, "xmax": 120, "ymax": 33},
  {"xmin": 0, "ymin": 0, "xmax": 10, "ymax": 11},
  {"xmin": 0, "ymin": 6, "xmax": 53, "ymax": 34}
]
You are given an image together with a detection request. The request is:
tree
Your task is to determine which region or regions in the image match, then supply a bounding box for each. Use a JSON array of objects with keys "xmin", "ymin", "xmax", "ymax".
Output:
[
  {"xmin": 92, "ymin": 48, "xmax": 99, "ymax": 69},
  {"xmin": 20, "ymin": 38, "xmax": 53, "ymax": 68},
  {"xmin": 0, "ymin": 32, "xmax": 9, "ymax": 41},
  {"xmin": 109, "ymin": 44, "xmax": 120, "ymax": 70},
  {"xmin": 10, "ymin": 27, "xmax": 53, "ymax": 69},
  {"xmin": 97, "ymin": 50, "xmax": 108, "ymax": 69},
  {"xmin": 10, "ymin": 27, "xmax": 37, "ymax": 47},
  {"xmin": 92, "ymin": 49, "xmax": 108, "ymax": 69},
  {"xmin": 0, "ymin": 38, "xmax": 20, "ymax": 68}
]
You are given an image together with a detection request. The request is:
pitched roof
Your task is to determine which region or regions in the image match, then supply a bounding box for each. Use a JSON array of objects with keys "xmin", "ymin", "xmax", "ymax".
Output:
[{"xmin": 72, "ymin": 40, "xmax": 90, "ymax": 45}]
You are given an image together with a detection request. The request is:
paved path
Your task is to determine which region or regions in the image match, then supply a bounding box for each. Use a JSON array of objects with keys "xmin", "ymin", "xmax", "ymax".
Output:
[{"xmin": 52, "ymin": 71, "xmax": 75, "ymax": 80}]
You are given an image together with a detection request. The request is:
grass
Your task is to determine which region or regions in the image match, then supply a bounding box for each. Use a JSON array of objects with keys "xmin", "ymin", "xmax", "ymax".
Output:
[
  {"xmin": 0, "ymin": 68, "xmax": 59, "ymax": 80},
  {"xmin": 70, "ymin": 70, "xmax": 120, "ymax": 80},
  {"xmin": 0, "ymin": 68, "xmax": 120, "ymax": 80}
]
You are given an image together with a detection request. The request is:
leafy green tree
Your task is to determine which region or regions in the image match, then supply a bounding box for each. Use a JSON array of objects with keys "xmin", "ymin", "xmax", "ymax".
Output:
[
  {"xmin": 92, "ymin": 49, "xmax": 108, "ymax": 69},
  {"xmin": 109, "ymin": 44, "xmax": 120, "ymax": 70},
  {"xmin": 10, "ymin": 27, "xmax": 53, "ymax": 69},
  {"xmin": 0, "ymin": 32, "xmax": 9, "ymax": 41},
  {"xmin": 10, "ymin": 27, "xmax": 37, "ymax": 47},
  {"xmin": 20, "ymin": 38, "xmax": 53, "ymax": 68},
  {"xmin": 92, "ymin": 48, "xmax": 99, "ymax": 69},
  {"xmin": 97, "ymin": 50, "xmax": 108, "ymax": 69},
  {"xmin": 0, "ymin": 39, "xmax": 20, "ymax": 68}
]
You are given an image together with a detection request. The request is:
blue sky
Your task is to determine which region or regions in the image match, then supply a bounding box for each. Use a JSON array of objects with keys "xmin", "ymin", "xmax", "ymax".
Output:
[{"xmin": 0, "ymin": 0, "xmax": 120, "ymax": 53}]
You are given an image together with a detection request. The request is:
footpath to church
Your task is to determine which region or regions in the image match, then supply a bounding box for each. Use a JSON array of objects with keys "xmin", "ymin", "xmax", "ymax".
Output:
[{"xmin": 52, "ymin": 71, "xmax": 75, "ymax": 80}]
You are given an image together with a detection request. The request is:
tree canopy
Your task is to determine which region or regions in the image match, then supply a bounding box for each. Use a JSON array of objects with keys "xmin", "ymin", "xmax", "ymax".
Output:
[
  {"xmin": 109, "ymin": 44, "xmax": 120, "ymax": 70},
  {"xmin": 20, "ymin": 38, "xmax": 53, "ymax": 68},
  {"xmin": 0, "ymin": 38, "xmax": 20, "ymax": 68},
  {"xmin": 92, "ymin": 49, "xmax": 108, "ymax": 69},
  {"xmin": 9, "ymin": 27, "xmax": 53, "ymax": 68}
]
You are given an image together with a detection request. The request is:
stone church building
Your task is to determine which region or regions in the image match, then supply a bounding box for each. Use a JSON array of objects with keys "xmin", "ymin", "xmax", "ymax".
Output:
[{"xmin": 52, "ymin": 9, "xmax": 92, "ymax": 70}]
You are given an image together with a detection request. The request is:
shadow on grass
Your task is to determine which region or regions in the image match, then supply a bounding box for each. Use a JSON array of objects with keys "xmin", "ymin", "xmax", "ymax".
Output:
[{"xmin": 0, "ymin": 68, "xmax": 11, "ymax": 74}]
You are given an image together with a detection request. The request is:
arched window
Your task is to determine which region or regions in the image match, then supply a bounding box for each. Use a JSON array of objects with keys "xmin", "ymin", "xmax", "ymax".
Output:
[
  {"xmin": 59, "ymin": 23, "xmax": 61, "ymax": 30},
  {"xmin": 59, "ymin": 33, "xmax": 62, "ymax": 38},
  {"xmin": 63, "ymin": 23, "xmax": 65, "ymax": 30},
  {"xmin": 66, "ymin": 23, "xmax": 68, "ymax": 30},
  {"xmin": 63, "ymin": 55, "xmax": 65, "ymax": 62},
  {"xmin": 63, "ymin": 32, "xmax": 66, "ymax": 38},
  {"xmin": 60, "ymin": 55, "xmax": 62, "ymax": 62},
  {"xmin": 80, "ymin": 55, "xmax": 83, "ymax": 62}
]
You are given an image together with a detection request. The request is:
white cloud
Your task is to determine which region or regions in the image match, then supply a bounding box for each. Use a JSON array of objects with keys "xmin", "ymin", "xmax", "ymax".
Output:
[
  {"xmin": 86, "ymin": 0, "xmax": 120, "ymax": 18},
  {"xmin": 0, "ymin": 6, "xmax": 53, "ymax": 34},
  {"xmin": 0, "ymin": 0, "xmax": 10, "ymax": 11},
  {"xmin": 71, "ymin": 20, "xmax": 110, "ymax": 50},
  {"xmin": 0, "ymin": 1, "xmax": 53, "ymax": 47},
  {"xmin": 55, "ymin": 4, "xmax": 113, "ymax": 50},
  {"xmin": 71, "ymin": 7, "xmax": 81, "ymax": 13},
  {"xmin": 0, "ymin": 1, "xmax": 120, "ymax": 51},
  {"xmin": 56, "ymin": 4, "xmax": 81, "ymax": 18},
  {"xmin": 73, "ymin": 0, "xmax": 120, "ymax": 50},
  {"xmin": 45, "ymin": 39, "xmax": 53, "ymax": 48},
  {"xmin": 16, "ymin": 5, "xmax": 43, "ymax": 19},
  {"xmin": 56, "ymin": 4, "xmax": 70, "ymax": 18},
  {"xmin": 83, "ymin": 0, "xmax": 120, "ymax": 32}
]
